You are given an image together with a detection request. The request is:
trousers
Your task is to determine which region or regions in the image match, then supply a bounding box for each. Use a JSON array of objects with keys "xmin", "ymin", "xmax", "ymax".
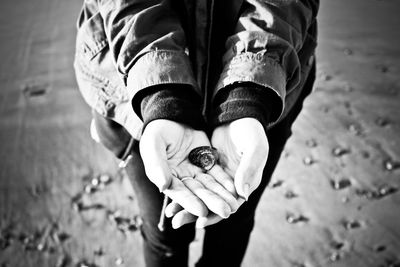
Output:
[{"xmin": 92, "ymin": 63, "xmax": 316, "ymax": 267}]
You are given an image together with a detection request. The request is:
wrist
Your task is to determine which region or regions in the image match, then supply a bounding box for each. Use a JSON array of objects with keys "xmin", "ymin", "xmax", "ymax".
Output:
[
  {"xmin": 210, "ymin": 85, "xmax": 274, "ymax": 133},
  {"xmin": 133, "ymin": 84, "xmax": 206, "ymax": 132}
]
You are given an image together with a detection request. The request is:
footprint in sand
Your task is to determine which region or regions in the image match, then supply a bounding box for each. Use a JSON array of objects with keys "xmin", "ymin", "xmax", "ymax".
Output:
[{"xmin": 22, "ymin": 83, "xmax": 48, "ymax": 97}]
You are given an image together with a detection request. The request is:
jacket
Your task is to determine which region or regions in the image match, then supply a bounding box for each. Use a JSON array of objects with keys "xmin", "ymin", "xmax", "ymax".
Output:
[{"xmin": 74, "ymin": 0, "xmax": 319, "ymax": 140}]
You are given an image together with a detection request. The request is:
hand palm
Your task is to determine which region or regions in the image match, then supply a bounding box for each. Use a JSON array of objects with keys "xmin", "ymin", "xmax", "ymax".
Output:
[
  {"xmin": 162, "ymin": 126, "xmax": 210, "ymax": 179},
  {"xmin": 166, "ymin": 118, "xmax": 269, "ymax": 228},
  {"xmin": 140, "ymin": 120, "xmax": 238, "ymax": 218}
]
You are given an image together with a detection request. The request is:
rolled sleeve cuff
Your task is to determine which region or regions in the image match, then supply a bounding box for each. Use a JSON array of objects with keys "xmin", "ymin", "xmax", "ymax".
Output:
[
  {"xmin": 127, "ymin": 50, "xmax": 199, "ymax": 102},
  {"xmin": 215, "ymin": 53, "xmax": 287, "ymax": 126},
  {"xmin": 211, "ymin": 86, "xmax": 272, "ymax": 133},
  {"xmin": 139, "ymin": 86, "xmax": 206, "ymax": 131}
]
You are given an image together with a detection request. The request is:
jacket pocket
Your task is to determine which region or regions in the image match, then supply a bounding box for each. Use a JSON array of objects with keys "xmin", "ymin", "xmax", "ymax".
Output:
[{"xmin": 76, "ymin": 12, "xmax": 108, "ymax": 61}]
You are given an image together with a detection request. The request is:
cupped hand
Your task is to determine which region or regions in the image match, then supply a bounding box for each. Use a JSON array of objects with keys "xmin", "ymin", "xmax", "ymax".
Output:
[
  {"xmin": 211, "ymin": 117, "xmax": 269, "ymax": 200},
  {"xmin": 139, "ymin": 119, "xmax": 239, "ymax": 218},
  {"xmin": 166, "ymin": 117, "xmax": 269, "ymax": 228}
]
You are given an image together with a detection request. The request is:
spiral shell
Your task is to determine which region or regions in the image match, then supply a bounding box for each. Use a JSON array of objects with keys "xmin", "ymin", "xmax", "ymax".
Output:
[{"xmin": 188, "ymin": 146, "xmax": 219, "ymax": 171}]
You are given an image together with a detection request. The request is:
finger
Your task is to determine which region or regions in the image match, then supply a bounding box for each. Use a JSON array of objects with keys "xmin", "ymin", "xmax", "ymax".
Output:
[
  {"xmin": 195, "ymin": 173, "xmax": 240, "ymax": 213},
  {"xmin": 171, "ymin": 210, "xmax": 197, "ymax": 229},
  {"xmin": 139, "ymin": 137, "xmax": 172, "ymax": 192},
  {"xmin": 165, "ymin": 202, "xmax": 183, "ymax": 218},
  {"xmin": 195, "ymin": 195, "xmax": 246, "ymax": 229},
  {"xmin": 195, "ymin": 214, "xmax": 223, "ymax": 228},
  {"xmin": 182, "ymin": 178, "xmax": 231, "ymax": 218},
  {"xmin": 164, "ymin": 178, "xmax": 209, "ymax": 217},
  {"xmin": 207, "ymin": 164, "xmax": 238, "ymax": 197},
  {"xmin": 234, "ymin": 149, "xmax": 267, "ymax": 201}
]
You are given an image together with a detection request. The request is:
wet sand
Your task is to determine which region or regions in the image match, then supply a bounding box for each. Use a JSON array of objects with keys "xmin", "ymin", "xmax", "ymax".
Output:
[{"xmin": 1, "ymin": 0, "xmax": 399, "ymax": 266}]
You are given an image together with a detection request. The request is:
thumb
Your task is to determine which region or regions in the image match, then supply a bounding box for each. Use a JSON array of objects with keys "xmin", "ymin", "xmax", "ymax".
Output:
[
  {"xmin": 139, "ymin": 136, "xmax": 172, "ymax": 192},
  {"xmin": 234, "ymin": 149, "xmax": 267, "ymax": 201}
]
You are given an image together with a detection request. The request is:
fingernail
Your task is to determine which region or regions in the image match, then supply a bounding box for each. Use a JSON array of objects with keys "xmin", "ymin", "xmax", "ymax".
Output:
[
  {"xmin": 243, "ymin": 183, "xmax": 250, "ymax": 201},
  {"xmin": 159, "ymin": 180, "xmax": 171, "ymax": 192},
  {"xmin": 222, "ymin": 207, "xmax": 231, "ymax": 219},
  {"xmin": 172, "ymin": 220, "xmax": 181, "ymax": 229}
]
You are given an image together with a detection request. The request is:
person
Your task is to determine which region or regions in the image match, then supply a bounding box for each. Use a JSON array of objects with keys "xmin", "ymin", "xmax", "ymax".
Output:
[{"xmin": 74, "ymin": 1, "xmax": 319, "ymax": 266}]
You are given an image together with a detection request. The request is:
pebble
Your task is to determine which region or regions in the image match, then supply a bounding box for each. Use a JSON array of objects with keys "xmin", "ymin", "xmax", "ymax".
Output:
[
  {"xmin": 355, "ymin": 185, "xmax": 398, "ymax": 200},
  {"xmin": 286, "ymin": 213, "xmax": 309, "ymax": 224},
  {"xmin": 83, "ymin": 174, "xmax": 113, "ymax": 194},
  {"xmin": 188, "ymin": 146, "xmax": 219, "ymax": 171},
  {"xmin": 21, "ymin": 233, "xmax": 39, "ymax": 251},
  {"xmin": 384, "ymin": 160, "xmax": 400, "ymax": 171},
  {"xmin": 108, "ymin": 211, "xmax": 142, "ymax": 233},
  {"xmin": 342, "ymin": 196, "xmax": 350, "ymax": 203},
  {"xmin": 378, "ymin": 185, "xmax": 398, "ymax": 197},
  {"xmin": 108, "ymin": 210, "xmax": 121, "ymax": 220},
  {"xmin": 343, "ymin": 219, "xmax": 361, "ymax": 230},
  {"xmin": 115, "ymin": 257, "xmax": 124, "ymax": 265},
  {"xmin": 36, "ymin": 242, "xmax": 45, "ymax": 251},
  {"xmin": 303, "ymin": 156, "xmax": 315, "ymax": 165},
  {"xmin": 71, "ymin": 193, "xmax": 84, "ymax": 211},
  {"xmin": 332, "ymin": 147, "xmax": 351, "ymax": 157},
  {"xmin": 330, "ymin": 178, "xmax": 352, "ymax": 190},
  {"xmin": 72, "ymin": 201, "xmax": 84, "ymax": 212},
  {"xmin": 348, "ymin": 124, "xmax": 363, "ymax": 136},
  {"xmin": 84, "ymin": 184, "xmax": 97, "ymax": 194},
  {"xmin": 99, "ymin": 174, "xmax": 112, "ymax": 185},
  {"xmin": 329, "ymin": 251, "xmax": 341, "ymax": 262},
  {"xmin": 91, "ymin": 178, "xmax": 100, "ymax": 187}
]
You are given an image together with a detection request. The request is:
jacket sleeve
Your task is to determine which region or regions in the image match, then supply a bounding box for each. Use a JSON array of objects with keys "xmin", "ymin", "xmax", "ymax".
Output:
[
  {"xmin": 97, "ymin": 0, "xmax": 200, "ymax": 107},
  {"xmin": 97, "ymin": 0, "xmax": 205, "ymax": 130},
  {"xmin": 212, "ymin": 0, "xmax": 319, "ymax": 128}
]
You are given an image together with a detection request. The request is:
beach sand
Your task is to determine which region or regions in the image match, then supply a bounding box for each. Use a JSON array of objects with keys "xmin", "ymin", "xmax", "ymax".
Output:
[{"xmin": 0, "ymin": 0, "xmax": 399, "ymax": 266}]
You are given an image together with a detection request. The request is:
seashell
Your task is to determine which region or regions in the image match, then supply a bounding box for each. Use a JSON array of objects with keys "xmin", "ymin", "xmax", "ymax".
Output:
[{"xmin": 188, "ymin": 146, "xmax": 219, "ymax": 171}]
